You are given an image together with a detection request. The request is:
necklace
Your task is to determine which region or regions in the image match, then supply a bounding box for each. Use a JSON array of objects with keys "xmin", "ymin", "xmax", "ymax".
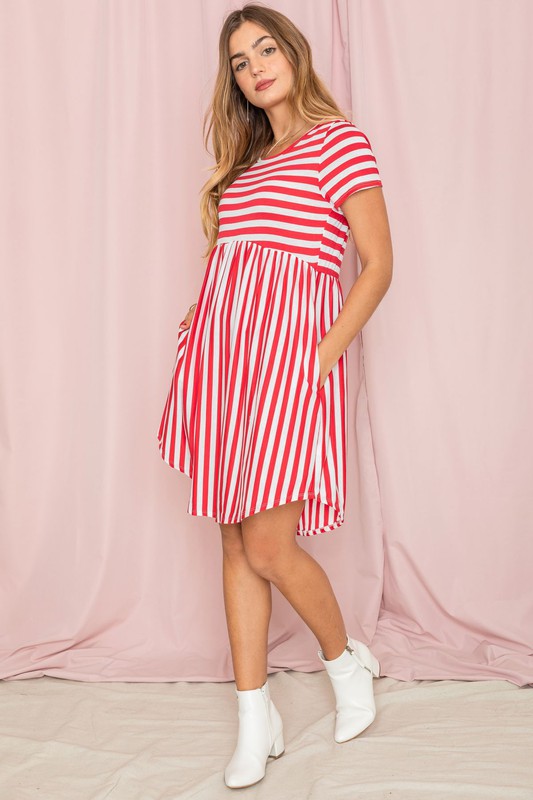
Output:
[{"xmin": 262, "ymin": 122, "xmax": 308, "ymax": 159}]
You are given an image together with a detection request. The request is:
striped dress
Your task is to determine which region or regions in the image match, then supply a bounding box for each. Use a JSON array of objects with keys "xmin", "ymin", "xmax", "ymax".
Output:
[{"xmin": 157, "ymin": 118, "xmax": 383, "ymax": 535}]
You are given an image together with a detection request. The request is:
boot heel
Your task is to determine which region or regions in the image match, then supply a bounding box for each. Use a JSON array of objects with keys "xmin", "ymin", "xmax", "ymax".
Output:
[
  {"xmin": 269, "ymin": 732, "xmax": 285, "ymax": 758},
  {"xmin": 369, "ymin": 652, "xmax": 380, "ymax": 678},
  {"xmin": 349, "ymin": 638, "xmax": 381, "ymax": 678}
]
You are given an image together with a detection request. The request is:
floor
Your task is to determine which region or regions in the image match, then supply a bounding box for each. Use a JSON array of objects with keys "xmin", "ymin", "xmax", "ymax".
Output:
[{"xmin": 1, "ymin": 670, "xmax": 532, "ymax": 799}]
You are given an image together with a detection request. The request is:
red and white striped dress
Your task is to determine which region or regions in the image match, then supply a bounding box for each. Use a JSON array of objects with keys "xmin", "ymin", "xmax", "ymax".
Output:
[{"xmin": 157, "ymin": 118, "xmax": 382, "ymax": 535}]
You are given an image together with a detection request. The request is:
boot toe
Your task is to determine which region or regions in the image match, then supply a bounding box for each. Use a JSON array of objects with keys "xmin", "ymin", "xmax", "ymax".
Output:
[
  {"xmin": 224, "ymin": 756, "xmax": 266, "ymax": 789},
  {"xmin": 334, "ymin": 708, "xmax": 376, "ymax": 742}
]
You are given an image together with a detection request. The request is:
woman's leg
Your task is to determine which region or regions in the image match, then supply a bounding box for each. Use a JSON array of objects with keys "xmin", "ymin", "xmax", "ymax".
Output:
[
  {"xmin": 240, "ymin": 500, "xmax": 347, "ymax": 660},
  {"xmin": 220, "ymin": 522, "xmax": 273, "ymax": 690}
]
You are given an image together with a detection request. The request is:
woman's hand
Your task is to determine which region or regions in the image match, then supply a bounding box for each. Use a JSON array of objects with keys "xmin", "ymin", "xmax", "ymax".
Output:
[{"xmin": 179, "ymin": 303, "xmax": 197, "ymax": 331}]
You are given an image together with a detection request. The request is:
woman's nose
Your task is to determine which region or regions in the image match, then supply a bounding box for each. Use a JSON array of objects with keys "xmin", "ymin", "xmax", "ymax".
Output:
[{"xmin": 249, "ymin": 59, "xmax": 264, "ymax": 76}]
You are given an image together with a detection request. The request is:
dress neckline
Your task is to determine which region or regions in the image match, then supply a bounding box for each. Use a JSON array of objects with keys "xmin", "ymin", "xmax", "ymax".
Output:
[{"xmin": 256, "ymin": 121, "xmax": 329, "ymax": 163}]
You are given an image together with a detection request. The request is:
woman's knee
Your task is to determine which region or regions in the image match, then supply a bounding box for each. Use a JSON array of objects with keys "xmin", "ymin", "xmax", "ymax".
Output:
[
  {"xmin": 219, "ymin": 522, "xmax": 245, "ymax": 557},
  {"xmin": 241, "ymin": 501, "xmax": 303, "ymax": 579},
  {"xmin": 244, "ymin": 545, "xmax": 289, "ymax": 580}
]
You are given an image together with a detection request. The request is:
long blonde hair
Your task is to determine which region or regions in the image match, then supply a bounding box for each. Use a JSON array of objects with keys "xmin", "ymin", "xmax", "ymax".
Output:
[{"xmin": 200, "ymin": 2, "xmax": 350, "ymax": 259}]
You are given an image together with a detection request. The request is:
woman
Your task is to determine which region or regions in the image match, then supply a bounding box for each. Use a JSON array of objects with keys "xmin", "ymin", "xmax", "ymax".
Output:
[{"xmin": 157, "ymin": 3, "xmax": 393, "ymax": 790}]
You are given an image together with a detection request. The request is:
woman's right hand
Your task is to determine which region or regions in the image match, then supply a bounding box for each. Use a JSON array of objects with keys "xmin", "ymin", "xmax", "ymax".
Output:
[{"xmin": 179, "ymin": 303, "xmax": 197, "ymax": 331}]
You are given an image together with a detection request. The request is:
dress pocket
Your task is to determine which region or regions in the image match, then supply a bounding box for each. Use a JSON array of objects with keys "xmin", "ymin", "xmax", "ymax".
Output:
[
  {"xmin": 176, "ymin": 324, "xmax": 192, "ymax": 351},
  {"xmin": 173, "ymin": 325, "xmax": 191, "ymax": 373},
  {"xmin": 305, "ymin": 321, "xmax": 325, "ymax": 394},
  {"xmin": 314, "ymin": 338, "xmax": 323, "ymax": 392}
]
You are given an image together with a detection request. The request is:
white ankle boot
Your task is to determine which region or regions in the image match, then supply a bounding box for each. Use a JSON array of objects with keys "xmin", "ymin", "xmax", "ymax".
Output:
[
  {"xmin": 318, "ymin": 634, "xmax": 380, "ymax": 743},
  {"xmin": 224, "ymin": 678, "xmax": 285, "ymax": 789}
]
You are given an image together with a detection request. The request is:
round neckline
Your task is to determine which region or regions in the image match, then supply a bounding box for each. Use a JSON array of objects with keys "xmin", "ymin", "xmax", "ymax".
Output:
[{"xmin": 256, "ymin": 121, "xmax": 327, "ymax": 163}]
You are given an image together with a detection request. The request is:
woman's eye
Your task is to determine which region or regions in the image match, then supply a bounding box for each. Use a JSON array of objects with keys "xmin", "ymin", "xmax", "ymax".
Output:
[{"xmin": 235, "ymin": 46, "xmax": 276, "ymax": 72}]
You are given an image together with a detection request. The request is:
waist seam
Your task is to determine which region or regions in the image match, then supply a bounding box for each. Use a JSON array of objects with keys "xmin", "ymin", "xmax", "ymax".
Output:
[{"xmin": 215, "ymin": 238, "xmax": 340, "ymax": 279}]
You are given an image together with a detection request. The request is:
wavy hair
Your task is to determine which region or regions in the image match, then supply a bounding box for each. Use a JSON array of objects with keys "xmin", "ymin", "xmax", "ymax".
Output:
[{"xmin": 199, "ymin": 2, "xmax": 349, "ymax": 258}]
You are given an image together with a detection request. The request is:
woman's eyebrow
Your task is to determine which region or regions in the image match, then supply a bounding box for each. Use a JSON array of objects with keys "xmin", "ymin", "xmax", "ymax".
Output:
[{"xmin": 229, "ymin": 35, "xmax": 274, "ymax": 63}]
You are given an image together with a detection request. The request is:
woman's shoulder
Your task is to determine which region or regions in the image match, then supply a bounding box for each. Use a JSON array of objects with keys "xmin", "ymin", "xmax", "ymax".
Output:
[
  {"xmin": 318, "ymin": 117, "xmax": 375, "ymax": 150},
  {"xmin": 318, "ymin": 117, "xmax": 360, "ymax": 132}
]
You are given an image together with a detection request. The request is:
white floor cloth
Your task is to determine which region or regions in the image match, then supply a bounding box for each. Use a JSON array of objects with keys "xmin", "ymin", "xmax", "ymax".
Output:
[{"xmin": 1, "ymin": 672, "xmax": 531, "ymax": 798}]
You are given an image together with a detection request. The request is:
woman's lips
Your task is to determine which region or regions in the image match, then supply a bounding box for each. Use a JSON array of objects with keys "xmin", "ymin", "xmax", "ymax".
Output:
[{"xmin": 256, "ymin": 79, "xmax": 275, "ymax": 91}]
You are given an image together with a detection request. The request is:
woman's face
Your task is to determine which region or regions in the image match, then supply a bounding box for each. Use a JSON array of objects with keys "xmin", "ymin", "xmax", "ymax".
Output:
[{"xmin": 229, "ymin": 21, "xmax": 294, "ymax": 113}]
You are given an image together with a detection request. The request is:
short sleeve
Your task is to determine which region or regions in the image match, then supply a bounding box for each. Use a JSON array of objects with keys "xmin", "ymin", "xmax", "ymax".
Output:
[{"xmin": 318, "ymin": 120, "xmax": 383, "ymax": 210}]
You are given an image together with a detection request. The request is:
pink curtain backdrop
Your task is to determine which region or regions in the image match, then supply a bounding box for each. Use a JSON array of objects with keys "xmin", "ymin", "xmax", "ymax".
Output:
[{"xmin": 1, "ymin": 0, "xmax": 531, "ymax": 686}]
